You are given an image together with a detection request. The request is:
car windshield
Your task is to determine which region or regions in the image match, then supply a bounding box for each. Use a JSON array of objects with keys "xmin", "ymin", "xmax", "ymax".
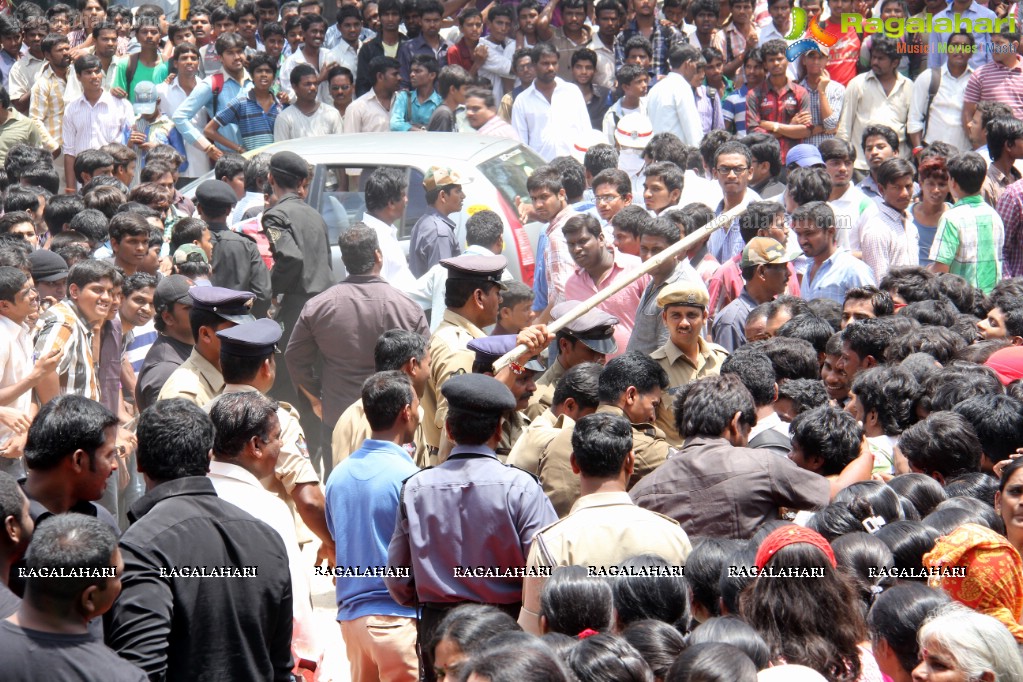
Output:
[{"xmin": 477, "ymin": 146, "xmax": 545, "ymax": 211}]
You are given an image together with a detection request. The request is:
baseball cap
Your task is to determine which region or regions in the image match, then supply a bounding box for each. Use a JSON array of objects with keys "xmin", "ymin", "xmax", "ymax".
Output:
[
  {"xmin": 786, "ymin": 144, "xmax": 825, "ymax": 168},
  {"xmin": 28, "ymin": 249, "xmax": 69, "ymax": 282},
  {"xmin": 741, "ymin": 237, "xmax": 796, "ymax": 268},
  {"xmin": 154, "ymin": 274, "xmax": 194, "ymax": 310},
  {"xmin": 133, "ymin": 81, "xmax": 159, "ymax": 116},
  {"xmin": 173, "ymin": 244, "xmax": 209, "ymax": 265},
  {"xmin": 423, "ymin": 166, "xmax": 472, "ymax": 192}
]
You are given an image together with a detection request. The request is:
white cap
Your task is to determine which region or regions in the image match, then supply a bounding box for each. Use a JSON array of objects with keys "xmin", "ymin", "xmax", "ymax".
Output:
[
  {"xmin": 614, "ymin": 112, "xmax": 654, "ymax": 150},
  {"xmin": 570, "ymin": 128, "xmax": 611, "ymax": 163}
]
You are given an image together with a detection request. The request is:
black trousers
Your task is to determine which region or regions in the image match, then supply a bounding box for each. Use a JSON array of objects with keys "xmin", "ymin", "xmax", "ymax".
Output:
[{"xmin": 417, "ymin": 601, "xmax": 521, "ymax": 682}]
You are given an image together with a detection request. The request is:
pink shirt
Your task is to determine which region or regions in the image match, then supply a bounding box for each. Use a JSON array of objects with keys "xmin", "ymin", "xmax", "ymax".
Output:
[{"xmin": 564, "ymin": 248, "xmax": 649, "ymax": 358}]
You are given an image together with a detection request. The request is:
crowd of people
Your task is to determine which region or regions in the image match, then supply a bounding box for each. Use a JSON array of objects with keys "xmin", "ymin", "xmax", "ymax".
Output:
[{"xmin": 1, "ymin": 0, "xmax": 1023, "ymax": 680}]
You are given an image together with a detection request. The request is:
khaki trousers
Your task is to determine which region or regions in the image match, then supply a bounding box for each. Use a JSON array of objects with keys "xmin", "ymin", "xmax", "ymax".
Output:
[{"xmin": 340, "ymin": 614, "xmax": 419, "ymax": 682}]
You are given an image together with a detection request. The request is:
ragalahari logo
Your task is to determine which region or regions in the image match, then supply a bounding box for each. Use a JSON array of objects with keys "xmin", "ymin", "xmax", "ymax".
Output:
[{"xmin": 783, "ymin": 7, "xmax": 839, "ymax": 63}]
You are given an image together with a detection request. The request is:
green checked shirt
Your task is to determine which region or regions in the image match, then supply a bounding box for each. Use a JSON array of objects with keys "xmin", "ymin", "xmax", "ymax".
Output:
[{"xmin": 929, "ymin": 194, "xmax": 1005, "ymax": 294}]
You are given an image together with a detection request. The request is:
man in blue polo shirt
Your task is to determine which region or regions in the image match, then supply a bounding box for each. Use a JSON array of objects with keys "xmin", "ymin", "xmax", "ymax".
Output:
[{"xmin": 324, "ymin": 370, "xmax": 420, "ymax": 681}]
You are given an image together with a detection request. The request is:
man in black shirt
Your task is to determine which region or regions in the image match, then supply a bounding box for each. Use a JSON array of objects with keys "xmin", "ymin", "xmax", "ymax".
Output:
[
  {"xmin": 195, "ymin": 179, "xmax": 273, "ymax": 317},
  {"xmin": 0, "ymin": 513, "xmax": 146, "ymax": 681},
  {"xmin": 105, "ymin": 398, "xmax": 294, "ymax": 681},
  {"xmin": 0, "ymin": 471, "xmax": 31, "ymax": 618},
  {"xmin": 135, "ymin": 275, "xmax": 195, "ymax": 412},
  {"xmin": 20, "ymin": 395, "xmax": 121, "ymax": 534}
]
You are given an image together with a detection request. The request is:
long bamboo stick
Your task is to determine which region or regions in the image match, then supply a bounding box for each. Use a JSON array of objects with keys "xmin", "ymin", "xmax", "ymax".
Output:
[{"xmin": 493, "ymin": 202, "xmax": 750, "ymax": 373}]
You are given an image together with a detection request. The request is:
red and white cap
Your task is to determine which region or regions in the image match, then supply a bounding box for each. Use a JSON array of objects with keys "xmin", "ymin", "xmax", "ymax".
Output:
[{"xmin": 614, "ymin": 112, "xmax": 653, "ymax": 150}]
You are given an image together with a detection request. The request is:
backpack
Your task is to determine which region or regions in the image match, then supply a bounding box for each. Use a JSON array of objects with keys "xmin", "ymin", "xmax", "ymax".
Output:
[{"xmin": 921, "ymin": 67, "xmax": 941, "ymax": 142}]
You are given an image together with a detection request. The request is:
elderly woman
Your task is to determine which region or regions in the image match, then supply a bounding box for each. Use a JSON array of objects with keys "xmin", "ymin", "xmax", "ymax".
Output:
[
  {"xmin": 913, "ymin": 604, "xmax": 1023, "ymax": 681},
  {"xmin": 922, "ymin": 522, "xmax": 1023, "ymax": 643}
]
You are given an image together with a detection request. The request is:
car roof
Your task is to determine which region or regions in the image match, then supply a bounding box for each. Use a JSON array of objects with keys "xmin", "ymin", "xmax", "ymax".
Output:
[{"xmin": 247, "ymin": 132, "xmax": 523, "ymax": 165}]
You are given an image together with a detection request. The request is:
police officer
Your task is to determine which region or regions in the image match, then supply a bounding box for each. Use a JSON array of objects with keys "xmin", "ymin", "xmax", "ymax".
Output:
[
  {"xmin": 194, "ymin": 179, "xmax": 272, "ymax": 317},
  {"xmin": 537, "ymin": 351, "xmax": 672, "ymax": 517},
  {"xmin": 422, "ymin": 254, "xmax": 509, "ymax": 462},
  {"xmin": 261, "ymin": 151, "xmax": 335, "ymax": 457},
  {"xmin": 136, "ymin": 275, "xmax": 194, "ymax": 412},
  {"xmin": 385, "ymin": 373, "xmax": 557, "ymax": 682},
  {"xmin": 466, "ymin": 335, "xmax": 544, "ymax": 461},
  {"xmin": 650, "ymin": 281, "xmax": 729, "ymax": 446},
  {"xmin": 525, "ymin": 302, "xmax": 618, "ymax": 420},
  {"xmin": 158, "ymin": 286, "xmax": 256, "ymax": 407},
  {"xmin": 208, "ymin": 318, "xmax": 335, "ymax": 565}
]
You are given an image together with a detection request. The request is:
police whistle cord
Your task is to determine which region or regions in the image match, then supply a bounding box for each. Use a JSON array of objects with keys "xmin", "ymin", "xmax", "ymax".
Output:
[{"xmin": 492, "ymin": 201, "xmax": 751, "ymax": 373}]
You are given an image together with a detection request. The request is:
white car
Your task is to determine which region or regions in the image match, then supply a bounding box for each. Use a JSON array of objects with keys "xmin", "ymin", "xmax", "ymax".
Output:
[{"xmin": 181, "ymin": 132, "xmax": 547, "ymax": 284}]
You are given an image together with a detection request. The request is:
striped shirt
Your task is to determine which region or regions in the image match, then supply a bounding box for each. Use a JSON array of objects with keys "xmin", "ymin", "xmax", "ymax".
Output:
[
  {"xmin": 33, "ymin": 300, "xmax": 100, "ymax": 401},
  {"xmin": 860, "ymin": 201, "xmax": 919, "ymax": 282},
  {"xmin": 996, "ymin": 178, "xmax": 1023, "ymax": 277},
  {"xmin": 963, "ymin": 60, "xmax": 1023, "ymax": 121},
  {"xmin": 29, "ymin": 65, "xmax": 68, "ymax": 153},
  {"xmin": 929, "ymin": 194, "xmax": 1004, "ymax": 294},
  {"xmin": 125, "ymin": 320, "xmax": 158, "ymax": 374},
  {"xmin": 61, "ymin": 91, "xmax": 133, "ymax": 157},
  {"xmin": 723, "ymin": 83, "xmax": 749, "ymax": 135},
  {"xmin": 214, "ymin": 91, "xmax": 282, "ymax": 151},
  {"xmin": 800, "ymin": 78, "xmax": 844, "ymax": 148}
]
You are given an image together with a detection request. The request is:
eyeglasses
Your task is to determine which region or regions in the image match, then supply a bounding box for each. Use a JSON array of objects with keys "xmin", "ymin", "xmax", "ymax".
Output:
[
  {"xmin": 716, "ymin": 165, "xmax": 749, "ymax": 176},
  {"xmin": 594, "ymin": 194, "xmax": 621, "ymax": 204}
]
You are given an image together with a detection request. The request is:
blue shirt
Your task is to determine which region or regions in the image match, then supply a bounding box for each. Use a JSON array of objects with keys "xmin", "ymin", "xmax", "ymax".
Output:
[
  {"xmin": 800, "ymin": 249, "xmax": 876, "ymax": 304},
  {"xmin": 213, "ymin": 91, "xmax": 282, "ymax": 151},
  {"xmin": 390, "ymin": 89, "xmax": 443, "ymax": 131},
  {"xmin": 723, "ymin": 84, "xmax": 749, "ymax": 135},
  {"xmin": 171, "ymin": 71, "xmax": 253, "ymax": 150},
  {"xmin": 711, "ymin": 288, "xmax": 757, "ymax": 352},
  {"xmin": 709, "ymin": 194, "xmax": 760, "ymax": 263},
  {"xmin": 324, "ymin": 438, "xmax": 418, "ymax": 622},
  {"xmin": 927, "ymin": 2, "xmax": 995, "ymax": 71}
]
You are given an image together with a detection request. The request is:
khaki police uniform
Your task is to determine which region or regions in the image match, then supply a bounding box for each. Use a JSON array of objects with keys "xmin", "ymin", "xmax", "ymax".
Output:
[
  {"xmin": 525, "ymin": 361, "xmax": 565, "ymax": 421},
  {"xmin": 527, "ymin": 491, "xmax": 692, "ymax": 569},
  {"xmin": 423, "ymin": 309, "xmax": 487, "ymax": 455},
  {"xmin": 157, "ymin": 349, "xmax": 224, "ymax": 407},
  {"xmin": 507, "ymin": 408, "xmax": 569, "ymax": 476},
  {"xmin": 331, "ymin": 398, "xmax": 429, "ymax": 469},
  {"xmin": 538, "ymin": 404, "xmax": 671, "ymax": 517},
  {"xmin": 651, "ymin": 336, "xmax": 729, "ymax": 446}
]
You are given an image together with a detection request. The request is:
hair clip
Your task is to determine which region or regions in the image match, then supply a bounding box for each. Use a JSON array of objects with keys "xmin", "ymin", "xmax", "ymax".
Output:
[
  {"xmin": 578, "ymin": 628, "xmax": 599, "ymax": 640},
  {"xmin": 862, "ymin": 515, "xmax": 886, "ymax": 534}
]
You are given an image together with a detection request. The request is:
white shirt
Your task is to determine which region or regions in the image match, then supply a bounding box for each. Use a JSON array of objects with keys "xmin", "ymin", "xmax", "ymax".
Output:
[
  {"xmin": 829, "ymin": 184, "xmax": 879, "ymax": 251},
  {"xmin": 273, "ymin": 101, "xmax": 344, "ymax": 141},
  {"xmin": 280, "ymin": 47, "xmax": 333, "ymax": 104},
  {"xmin": 61, "ymin": 90, "xmax": 134, "ymax": 157},
  {"xmin": 511, "ymin": 77, "xmax": 592, "ymax": 162},
  {"xmin": 158, "ymin": 77, "xmax": 211, "ymax": 178},
  {"xmin": 362, "ymin": 212, "xmax": 417, "ymax": 290},
  {"xmin": 478, "ymin": 37, "xmax": 515, "ymax": 100},
  {"xmin": 403, "ymin": 244, "xmax": 512, "ymax": 331},
  {"xmin": 587, "ymin": 34, "xmax": 617, "ymax": 90},
  {"xmin": 646, "ymin": 72, "xmax": 703, "ymax": 146},
  {"xmin": 207, "ymin": 460, "xmax": 318, "ymax": 662},
  {"xmin": 906, "ymin": 63, "xmax": 973, "ymax": 152},
  {"xmin": 677, "ymin": 170, "xmax": 724, "ymax": 211},
  {"xmin": 0, "ymin": 315, "xmax": 32, "ymax": 447},
  {"xmin": 601, "ymin": 96, "xmax": 647, "ymax": 145},
  {"xmin": 328, "ymin": 39, "xmax": 360, "ymax": 82}
]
